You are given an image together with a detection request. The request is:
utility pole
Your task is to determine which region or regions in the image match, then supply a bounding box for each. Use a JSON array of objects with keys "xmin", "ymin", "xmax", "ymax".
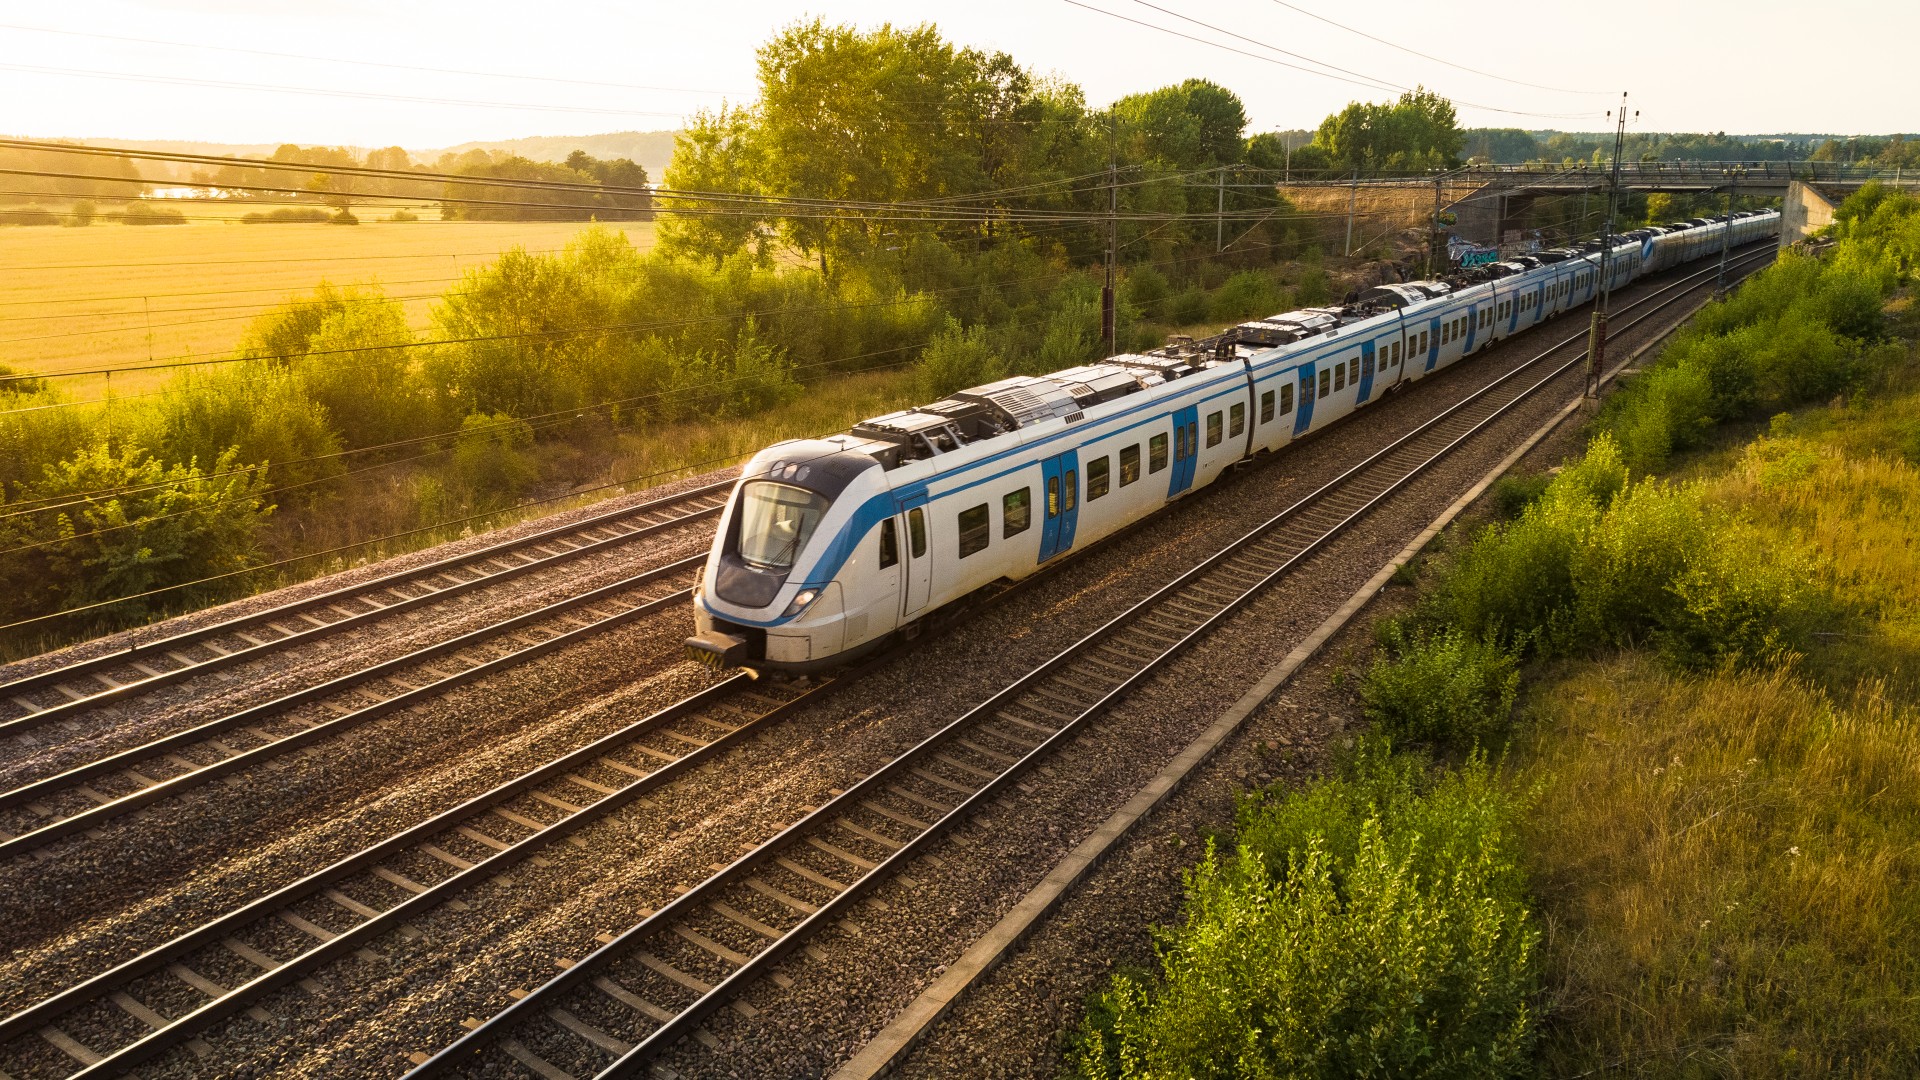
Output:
[
  {"xmin": 1344, "ymin": 165, "xmax": 1358, "ymax": 256},
  {"xmin": 1428, "ymin": 172, "xmax": 1442, "ymax": 278},
  {"xmin": 1102, "ymin": 152, "xmax": 1117, "ymax": 357},
  {"xmin": 1586, "ymin": 93, "xmax": 1633, "ymax": 401},
  {"xmin": 1216, "ymin": 165, "xmax": 1226, "ymax": 252},
  {"xmin": 1716, "ymin": 166, "xmax": 1739, "ymax": 296}
]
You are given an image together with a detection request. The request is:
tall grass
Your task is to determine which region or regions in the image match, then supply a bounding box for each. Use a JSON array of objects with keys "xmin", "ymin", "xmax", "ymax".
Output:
[{"xmin": 1521, "ymin": 660, "xmax": 1920, "ymax": 1077}]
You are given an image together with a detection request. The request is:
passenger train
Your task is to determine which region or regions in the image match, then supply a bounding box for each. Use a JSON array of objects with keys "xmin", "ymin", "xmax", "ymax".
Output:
[{"xmin": 687, "ymin": 209, "xmax": 1781, "ymax": 672}]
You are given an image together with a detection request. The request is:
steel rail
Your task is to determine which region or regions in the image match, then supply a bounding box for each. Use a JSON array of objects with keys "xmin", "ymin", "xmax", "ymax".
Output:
[
  {"xmin": 0, "ymin": 479, "xmax": 733, "ymax": 735},
  {"xmin": 0, "ymin": 674, "xmax": 871, "ymax": 1079},
  {"xmin": 408, "ymin": 246, "xmax": 1776, "ymax": 1080},
  {"xmin": 0, "ymin": 557, "xmax": 707, "ymax": 860}
]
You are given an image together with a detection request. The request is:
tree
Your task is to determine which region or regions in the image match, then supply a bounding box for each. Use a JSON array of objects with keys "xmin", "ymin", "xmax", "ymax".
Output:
[
  {"xmin": 1113, "ymin": 78, "xmax": 1248, "ymax": 168},
  {"xmin": 1313, "ymin": 88, "xmax": 1462, "ymax": 172},
  {"xmin": 659, "ymin": 104, "xmax": 770, "ymax": 266}
]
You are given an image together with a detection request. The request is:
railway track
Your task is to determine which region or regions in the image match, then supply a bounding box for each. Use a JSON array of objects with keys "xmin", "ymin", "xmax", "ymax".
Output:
[
  {"xmin": 391, "ymin": 248, "xmax": 1777, "ymax": 1080},
  {"xmin": 0, "ymin": 247, "xmax": 1772, "ymax": 1080},
  {"xmin": 0, "ymin": 557, "xmax": 707, "ymax": 860},
  {"xmin": 0, "ymin": 479, "xmax": 733, "ymax": 740}
]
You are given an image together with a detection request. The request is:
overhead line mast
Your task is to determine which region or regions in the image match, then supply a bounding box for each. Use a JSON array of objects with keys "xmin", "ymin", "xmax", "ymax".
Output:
[{"xmin": 1585, "ymin": 92, "xmax": 1633, "ymax": 401}]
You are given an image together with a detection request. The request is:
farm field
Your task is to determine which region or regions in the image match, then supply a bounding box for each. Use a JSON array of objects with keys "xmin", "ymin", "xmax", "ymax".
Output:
[{"xmin": 0, "ymin": 217, "xmax": 658, "ymax": 397}]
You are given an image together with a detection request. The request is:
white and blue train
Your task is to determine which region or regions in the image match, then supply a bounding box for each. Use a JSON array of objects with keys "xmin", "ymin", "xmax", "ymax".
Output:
[{"xmin": 688, "ymin": 210, "xmax": 1780, "ymax": 672}]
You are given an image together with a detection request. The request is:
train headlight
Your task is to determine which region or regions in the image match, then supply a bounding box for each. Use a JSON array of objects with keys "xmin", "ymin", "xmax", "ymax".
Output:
[{"xmin": 782, "ymin": 588, "xmax": 821, "ymax": 618}]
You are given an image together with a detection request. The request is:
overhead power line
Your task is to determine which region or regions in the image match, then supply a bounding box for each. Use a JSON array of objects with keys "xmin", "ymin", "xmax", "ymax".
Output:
[
  {"xmin": 1260, "ymin": 0, "xmax": 1611, "ymax": 96},
  {"xmin": 0, "ymin": 22, "xmax": 745, "ymax": 97},
  {"xmin": 1061, "ymin": 0, "xmax": 1598, "ymax": 121}
]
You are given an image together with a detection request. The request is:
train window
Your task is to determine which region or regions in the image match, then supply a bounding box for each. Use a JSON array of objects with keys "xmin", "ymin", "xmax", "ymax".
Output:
[
  {"xmin": 1206, "ymin": 411, "xmax": 1223, "ymax": 448},
  {"xmin": 878, "ymin": 518, "xmax": 898, "ymax": 568},
  {"xmin": 1393, "ymin": 340, "xmax": 1403, "ymax": 364},
  {"xmin": 908, "ymin": 507, "xmax": 927, "ymax": 558},
  {"xmin": 1420, "ymin": 330, "xmax": 1429, "ymax": 352},
  {"xmin": 1064, "ymin": 470, "xmax": 1077, "ymax": 512},
  {"xmin": 1230, "ymin": 403, "xmax": 1245, "ymax": 437},
  {"xmin": 1174, "ymin": 425, "xmax": 1187, "ymax": 460},
  {"xmin": 1318, "ymin": 368, "xmax": 1331, "ymax": 398},
  {"xmin": 1348, "ymin": 357, "xmax": 1359, "ymax": 385},
  {"xmin": 1120, "ymin": 445, "xmax": 1140, "ymax": 485},
  {"xmin": 1260, "ymin": 390, "xmax": 1275, "ymax": 423},
  {"xmin": 1280, "ymin": 383, "xmax": 1294, "ymax": 414},
  {"xmin": 1333, "ymin": 364, "xmax": 1345, "ymax": 392},
  {"xmin": 1149, "ymin": 433, "xmax": 1168, "ymax": 472},
  {"xmin": 1004, "ymin": 488, "xmax": 1031, "ymax": 536},
  {"xmin": 957, "ymin": 504, "xmax": 990, "ymax": 558},
  {"xmin": 1088, "ymin": 455, "xmax": 1111, "ymax": 500},
  {"xmin": 1046, "ymin": 476, "xmax": 1060, "ymax": 518}
]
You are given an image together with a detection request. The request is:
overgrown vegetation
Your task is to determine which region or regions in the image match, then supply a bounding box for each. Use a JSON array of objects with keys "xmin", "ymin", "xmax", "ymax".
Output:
[
  {"xmin": 1072, "ymin": 186, "xmax": 1920, "ymax": 1078},
  {"xmin": 1071, "ymin": 746, "xmax": 1538, "ymax": 1080}
]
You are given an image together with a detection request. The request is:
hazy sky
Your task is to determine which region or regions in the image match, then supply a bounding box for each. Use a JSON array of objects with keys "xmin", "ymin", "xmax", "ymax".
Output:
[{"xmin": 2, "ymin": 0, "xmax": 1912, "ymax": 149}]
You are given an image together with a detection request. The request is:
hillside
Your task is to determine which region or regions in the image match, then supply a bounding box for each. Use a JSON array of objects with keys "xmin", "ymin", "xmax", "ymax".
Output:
[{"xmin": 57, "ymin": 131, "xmax": 682, "ymax": 181}]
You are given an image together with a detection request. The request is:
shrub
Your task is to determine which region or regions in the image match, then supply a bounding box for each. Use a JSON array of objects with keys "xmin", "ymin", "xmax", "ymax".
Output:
[
  {"xmin": 0, "ymin": 444, "xmax": 272, "ymax": 626},
  {"xmin": 1072, "ymin": 748, "xmax": 1538, "ymax": 1080},
  {"xmin": 1207, "ymin": 269, "xmax": 1283, "ymax": 321},
  {"xmin": 912, "ymin": 320, "xmax": 1005, "ymax": 400},
  {"xmin": 1364, "ymin": 627, "xmax": 1521, "ymax": 747},
  {"xmin": 1120, "ymin": 264, "xmax": 1171, "ymax": 319},
  {"xmin": 327, "ymin": 209, "xmax": 358, "ymax": 225},
  {"xmin": 6, "ymin": 204, "xmax": 59, "ymax": 226},
  {"xmin": 1489, "ymin": 472, "xmax": 1550, "ymax": 519},
  {"xmin": 242, "ymin": 207, "xmax": 330, "ymax": 224},
  {"xmin": 1166, "ymin": 284, "xmax": 1210, "ymax": 326},
  {"xmin": 451, "ymin": 411, "xmax": 537, "ymax": 504},
  {"xmin": 65, "ymin": 200, "xmax": 95, "ymax": 226},
  {"xmin": 388, "ymin": 209, "xmax": 419, "ymax": 223},
  {"xmin": 121, "ymin": 201, "xmax": 188, "ymax": 225}
]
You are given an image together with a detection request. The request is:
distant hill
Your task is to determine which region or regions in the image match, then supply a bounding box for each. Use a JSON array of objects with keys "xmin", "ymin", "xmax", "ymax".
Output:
[
  {"xmin": 57, "ymin": 132, "xmax": 682, "ymax": 181},
  {"xmin": 417, "ymin": 131, "xmax": 681, "ymax": 179}
]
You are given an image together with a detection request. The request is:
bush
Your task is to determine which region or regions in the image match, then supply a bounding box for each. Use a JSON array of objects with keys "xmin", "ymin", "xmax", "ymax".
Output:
[
  {"xmin": 0, "ymin": 444, "xmax": 272, "ymax": 627},
  {"xmin": 1207, "ymin": 269, "xmax": 1284, "ymax": 322},
  {"xmin": 6, "ymin": 204, "xmax": 59, "ymax": 226},
  {"xmin": 1165, "ymin": 284, "xmax": 1209, "ymax": 327},
  {"xmin": 1489, "ymin": 472, "xmax": 1550, "ymax": 519},
  {"xmin": 242, "ymin": 208, "xmax": 330, "ymax": 224},
  {"xmin": 912, "ymin": 320, "xmax": 1005, "ymax": 400},
  {"xmin": 327, "ymin": 209, "xmax": 358, "ymax": 225},
  {"xmin": 1120, "ymin": 265, "xmax": 1171, "ymax": 320},
  {"xmin": 1364, "ymin": 627, "xmax": 1520, "ymax": 747},
  {"xmin": 451, "ymin": 411, "xmax": 537, "ymax": 504},
  {"xmin": 121, "ymin": 201, "xmax": 188, "ymax": 225},
  {"xmin": 1072, "ymin": 747, "xmax": 1538, "ymax": 1080},
  {"xmin": 388, "ymin": 209, "xmax": 419, "ymax": 223},
  {"xmin": 65, "ymin": 200, "xmax": 95, "ymax": 226}
]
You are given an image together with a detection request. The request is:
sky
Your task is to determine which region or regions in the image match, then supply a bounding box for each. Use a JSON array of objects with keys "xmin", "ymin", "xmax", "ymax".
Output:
[{"xmin": 1, "ymin": 0, "xmax": 1912, "ymax": 150}]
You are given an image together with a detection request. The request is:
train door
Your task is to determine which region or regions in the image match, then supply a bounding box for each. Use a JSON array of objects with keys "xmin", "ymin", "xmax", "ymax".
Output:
[
  {"xmin": 1167, "ymin": 405, "xmax": 1200, "ymax": 497},
  {"xmin": 898, "ymin": 495, "xmax": 932, "ymax": 620},
  {"xmin": 1357, "ymin": 342, "xmax": 1376, "ymax": 404},
  {"xmin": 1291, "ymin": 365, "xmax": 1315, "ymax": 437},
  {"xmin": 1039, "ymin": 450, "xmax": 1080, "ymax": 561}
]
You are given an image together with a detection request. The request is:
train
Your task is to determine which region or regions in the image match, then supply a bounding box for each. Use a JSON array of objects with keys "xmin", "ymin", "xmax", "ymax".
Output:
[{"xmin": 686, "ymin": 209, "xmax": 1781, "ymax": 672}]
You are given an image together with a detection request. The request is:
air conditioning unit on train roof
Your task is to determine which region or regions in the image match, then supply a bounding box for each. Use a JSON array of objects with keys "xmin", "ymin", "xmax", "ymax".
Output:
[{"xmin": 949, "ymin": 375, "xmax": 1083, "ymax": 429}]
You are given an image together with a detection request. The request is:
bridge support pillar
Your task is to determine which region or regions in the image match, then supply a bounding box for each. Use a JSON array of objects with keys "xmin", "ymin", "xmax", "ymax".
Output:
[{"xmin": 1781, "ymin": 181, "xmax": 1837, "ymax": 249}]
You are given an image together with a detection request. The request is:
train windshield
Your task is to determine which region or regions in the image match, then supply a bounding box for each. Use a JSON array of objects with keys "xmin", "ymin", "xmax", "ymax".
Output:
[{"xmin": 736, "ymin": 481, "xmax": 831, "ymax": 571}]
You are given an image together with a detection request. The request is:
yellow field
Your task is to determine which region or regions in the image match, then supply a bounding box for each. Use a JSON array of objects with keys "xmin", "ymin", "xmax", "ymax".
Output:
[{"xmin": 0, "ymin": 216, "xmax": 658, "ymax": 398}]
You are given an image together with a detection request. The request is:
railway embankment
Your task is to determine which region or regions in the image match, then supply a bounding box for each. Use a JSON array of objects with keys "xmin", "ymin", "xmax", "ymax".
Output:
[{"xmin": 926, "ymin": 186, "xmax": 1920, "ymax": 1079}]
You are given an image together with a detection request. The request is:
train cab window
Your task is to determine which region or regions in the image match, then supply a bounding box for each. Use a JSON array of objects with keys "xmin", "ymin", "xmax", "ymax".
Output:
[
  {"xmin": 957, "ymin": 504, "xmax": 990, "ymax": 558},
  {"xmin": 907, "ymin": 507, "xmax": 927, "ymax": 558},
  {"xmin": 1260, "ymin": 390, "xmax": 1275, "ymax": 424},
  {"xmin": 1229, "ymin": 402, "xmax": 1245, "ymax": 437},
  {"xmin": 1206, "ymin": 411, "xmax": 1223, "ymax": 448},
  {"xmin": 1280, "ymin": 383, "xmax": 1294, "ymax": 414},
  {"xmin": 1064, "ymin": 470, "xmax": 1077, "ymax": 512},
  {"xmin": 1087, "ymin": 455, "xmax": 1111, "ymax": 500},
  {"xmin": 1004, "ymin": 487, "xmax": 1031, "ymax": 537},
  {"xmin": 878, "ymin": 518, "xmax": 898, "ymax": 568},
  {"xmin": 737, "ymin": 481, "xmax": 829, "ymax": 571},
  {"xmin": 1149, "ymin": 432, "xmax": 1169, "ymax": 473},
  {"xmin": 1318, "ymin": 368, "xmax": 1331, "ymax": 398},
  {"xmin": 1120, "ymin": 444, "xmax": 1141, "ymax": 485},
  {"xmin": 1333, "ymin": 364, "xmax": 1346, "ymax": 392}
]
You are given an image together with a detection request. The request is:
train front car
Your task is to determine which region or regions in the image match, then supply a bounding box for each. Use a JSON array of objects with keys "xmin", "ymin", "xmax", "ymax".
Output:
[{"xmin": 686, "ymin": 440, "xmax": 891, "ymax": 674}]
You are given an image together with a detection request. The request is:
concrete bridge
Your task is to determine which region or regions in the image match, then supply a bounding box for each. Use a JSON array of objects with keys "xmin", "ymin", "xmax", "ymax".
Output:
[{"xmin": 1283, "ymin": 160, "xmax": 1917, "ymax": 252}]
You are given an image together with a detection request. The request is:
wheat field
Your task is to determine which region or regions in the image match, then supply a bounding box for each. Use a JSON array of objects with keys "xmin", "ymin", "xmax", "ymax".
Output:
[{"xmin": 0, "ymin": 216, "xmax": 658, "ymax": 397}]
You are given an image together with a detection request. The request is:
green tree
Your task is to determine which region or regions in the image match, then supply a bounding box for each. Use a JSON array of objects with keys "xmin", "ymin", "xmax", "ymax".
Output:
[
  {"xmin": 659, "ymin": 103, "xmax": 770, "ymax": 266},
  {"xmin": 1314, "ymin": 87, "xmax": 1462, "ymax": 172}
]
